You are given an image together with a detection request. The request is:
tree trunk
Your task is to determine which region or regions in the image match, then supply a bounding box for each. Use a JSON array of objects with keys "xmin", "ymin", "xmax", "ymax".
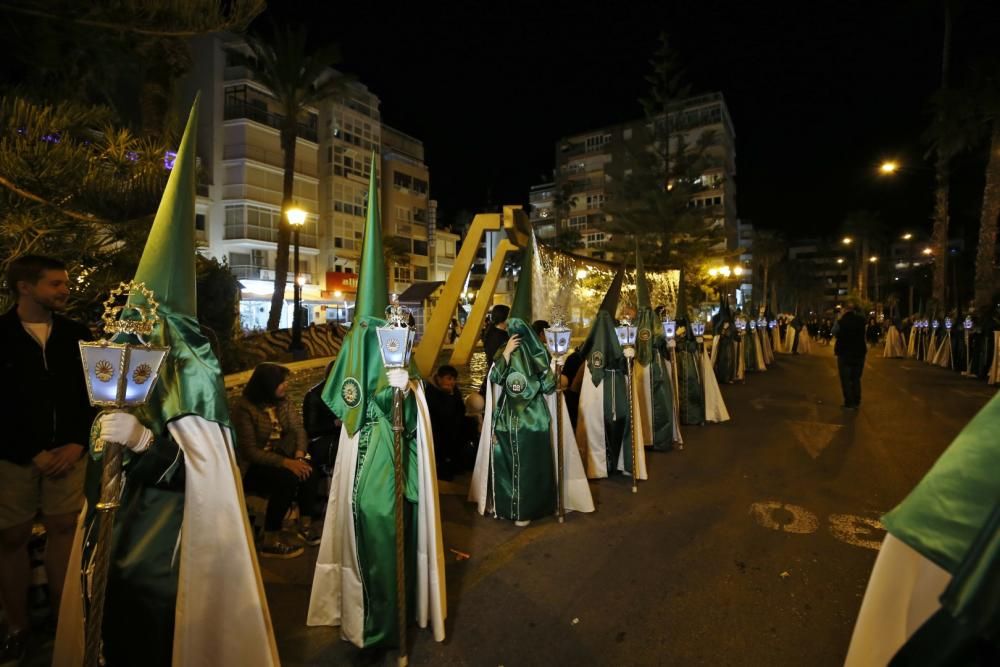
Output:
[
  {"xmin": 267, "ymin": 126, "xmax": 297, "ymax": 331},
  {"xmin": 974, "ymin": 120, "xmax": 1000, "ymax": 308},
  {"xmin": 930, "ymin": 0, "xmax": 953, "ymax": 316},
  {"xmin": 859, "ymin": 237, "xmax": 869, "ymax": 300},
  {"xmin": 762, "ymin": 262, "xmax": 770, "ymax": 311}
]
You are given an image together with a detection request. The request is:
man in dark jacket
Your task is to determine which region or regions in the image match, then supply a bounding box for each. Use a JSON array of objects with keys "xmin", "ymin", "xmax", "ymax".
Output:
[
  {"xmin": 425, "ymin": 365, "xmax": 472, "ymax": 479},
  {"xmin": 833, "ymin": 299, "xmax": 868, "ymax": 409},
  {"xmin": 0, "ymin": 255, "xmax": 94, "ymax": 660}
]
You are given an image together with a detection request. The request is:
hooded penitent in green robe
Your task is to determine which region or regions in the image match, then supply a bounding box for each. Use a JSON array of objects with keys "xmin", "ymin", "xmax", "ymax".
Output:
[
  {"xmin": 713, "ymin": 320, "xmax": 738, "ymax": 385},
  {"xmin": 487, "ymin": 317, "xmax": 558, "ymax": 520},
  {"xmin": 55, "ymin": 98, "xmax": 279, "ymax": 667},
  {"xmin": 576, "ymin": 310, "xmax": 630, "ymax": 477},
  {"xmin": 845, "ymin": 391, "xmax": 1000, "ymax": 666},
  {"xmin": 673, "ymin": 321, "xmax": 705, "ymax": 426},
  {"xmin": 307, "ymin": 154, "xmax": 446, "ymax": 647}
]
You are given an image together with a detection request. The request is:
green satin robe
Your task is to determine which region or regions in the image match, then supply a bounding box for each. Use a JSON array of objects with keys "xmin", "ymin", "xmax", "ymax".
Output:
[
  {"xmin": 675, "ymin": 339, "xmax": 705, "ymax": 425},
  {"xmin": 488, "ymin": 352, "xmax": 557, "ymax": 521}
]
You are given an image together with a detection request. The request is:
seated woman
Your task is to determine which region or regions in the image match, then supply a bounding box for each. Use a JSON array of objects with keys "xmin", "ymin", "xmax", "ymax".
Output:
[{"xmin": 232, "ymin": 363, "xmax": 320, "ymax": 558}]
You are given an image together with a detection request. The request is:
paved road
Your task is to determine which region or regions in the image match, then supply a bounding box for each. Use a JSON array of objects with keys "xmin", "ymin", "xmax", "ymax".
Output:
[{"xmin": 264, "ymin": 344, "xmax": 996, "ymax": 666}]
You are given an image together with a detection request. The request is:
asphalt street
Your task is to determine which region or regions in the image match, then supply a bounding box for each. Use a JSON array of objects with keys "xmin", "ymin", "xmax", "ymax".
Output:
[{"xmin": 264, "ymin": 343, "xmax": 996, "ymax": 666}]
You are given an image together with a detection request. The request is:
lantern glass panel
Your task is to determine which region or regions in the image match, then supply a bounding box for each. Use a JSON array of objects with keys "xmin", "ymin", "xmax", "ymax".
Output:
[{"xmin": 122, "ymin": 347, "xmax": 169, "ymax": 404}]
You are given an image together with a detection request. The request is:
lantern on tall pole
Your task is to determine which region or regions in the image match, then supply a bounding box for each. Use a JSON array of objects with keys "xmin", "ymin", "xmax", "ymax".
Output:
[
  {"xmin": 78, "ymin": 282, "xmax": 169, "ymax": 667},
  {"xmin": 544, "ymin": 319, "xmax": 572, "ymax": 522},
  {"xmin": 375, "ymin": 302, "xmax": 417, "ymax": 667},
  {"xmin": 614, "ymin": 318, "xmax": 639, "ymax": 493},
  {"xmin": 963, "ymin": 315, "xmax": 974, "ymax": 376}
]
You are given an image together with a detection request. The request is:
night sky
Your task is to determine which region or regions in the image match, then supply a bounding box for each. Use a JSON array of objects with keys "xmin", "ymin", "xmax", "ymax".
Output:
[{"xmin": 267, "ymin": 1, "xmax": 1000, "ymax": 240}]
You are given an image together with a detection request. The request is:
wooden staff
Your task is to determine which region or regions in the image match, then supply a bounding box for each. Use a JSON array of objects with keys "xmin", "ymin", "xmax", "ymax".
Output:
[
  {"xmin": 554, "ymin": 357, "xmax": 565, "ymax": 523},
  {"xmin": 391, "ymin": 385, "xmax": 408, "ymax": 667},
  {"xmin": 625, "ymin": 353, "xmax": 638, "ymax": 494},
  {"xmin": 84, "ymin": 419, "xmax": 126, "ymax": 667}
]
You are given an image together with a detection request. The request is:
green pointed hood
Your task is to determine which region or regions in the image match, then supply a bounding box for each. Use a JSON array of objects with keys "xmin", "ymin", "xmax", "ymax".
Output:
[
  {"xmin": 598, "ymin": 265, "xmax": 625, "ymax": 317},
  {"xmin": 354, "ymin": 152, "xmax": 389, "ymax": 321},
  {"xmin": 634, "ymin": 244, "xmax": 655, "ymax": 366},
  {"xmin": 882, "ymin": 391, "xmax": 1000, "ymax": 575},
  {"xmin": 321, "ymin": 155, "xmax": 397, "ymax": 436},
  {"xmin": 579, "ymin": 310, "xmax": 626, "ymax": 386},
  {"xmin": 510, "ymin": 235, "xmax": 534, "ymax": 321},
  {"xmin": 128, "ymin": 95, "xmax": 230, "ymax": 432}
]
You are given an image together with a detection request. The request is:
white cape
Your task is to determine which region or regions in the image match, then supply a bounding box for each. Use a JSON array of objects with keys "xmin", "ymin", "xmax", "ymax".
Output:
[
  {"xmin": 469, "ymin": 376, "xmax": 594, "ymax": 516},
  {"xmin": 54, "ymin": 415, "xmax": 279, "ymax": 667},
  {"xmin": 907, "ymin": 329, "xmax": 918, "ymax": 358},
  {"xmin": 752, "ymin": 330, "xmax": 768, "ymax": 370},
  {"xmin": 701, "ymin": 350, "xmax": 730, "ymax": 423},
  {"xmin": 844, "ymin": 534, "xmax": 951, "ymax": 667},
  {"xmin": 926, "ymin": 334, "xmax": 939, "ymax": 364},
  {"xmin": 576, "ymin": 367, "xmax": 636, "ymax": 479},
  {"xmin": 798, "ymin": 327, "xmax": 813, "ymax": 354},
  {"xmin": 932, "ymin": 331, "xmax": 953, "ymax": 368},
  {"xmin": 884, "ymin": 326, "xmax": 907, "ymax": 358},
  {"xmin": 307, "ymin": 383, "xmax": 446, "ymax": 646}
]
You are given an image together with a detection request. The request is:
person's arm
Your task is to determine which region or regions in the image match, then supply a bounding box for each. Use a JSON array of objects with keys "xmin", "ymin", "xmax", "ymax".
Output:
[{"xmin": 286, "ymin": 401, "xmax": 309, "ymax": 458}]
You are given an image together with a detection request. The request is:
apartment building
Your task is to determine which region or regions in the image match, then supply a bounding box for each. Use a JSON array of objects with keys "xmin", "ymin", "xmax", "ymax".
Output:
[
  {"xmin": 185, "ymin": 34, "xmax": 441, "ymax": 330},
  {"xmin": 546, "ymin": 92, "xmax": 738, "ymax": 259},
  {"xmin": 529, "ymin": 181, "xmax": 557, "ymax": 240}
]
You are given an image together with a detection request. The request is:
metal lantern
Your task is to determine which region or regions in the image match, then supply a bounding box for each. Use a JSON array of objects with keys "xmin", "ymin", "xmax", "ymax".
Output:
[
  {"xmin": 944, "ymin": 317, "xmax": 953, "ymax": 331},
  {"xmin": 616, "ymin": 319, "xmax": 638, "ymax": 348},
  {"xmin": 932, "ymin": 319, "xmax": 940, "ymax": 331},
  {"xmin": 768, "ymin": 320, "xmax": 777, "ymax": 329},
  {"xmin": 376, "ymin": 304, "xmax": 417, "ymax": 369},
  {"xmin": 735, "ymin": 318, "xmax": 747, "ymax": 333},
  {"xmin": 749, "ymin": 319, "xmax": 757, "ymax": 331},
  {"xmin": 544, "ymin": 320, "xmax": 572, "ymax": 359},
  {"xmin": 757, "ymin": 317, "xmax": 766, "ymax": 330},
  {"xmin": 691, "ymin": 321, "xmax": 706, "ymax": 337},
  {"xmin": 661, "ymin": 318, "xmax": 677, "ymax": 341},
  {"xmin": 79, "ymin": 281, "xmax": 169, "ymax": 414},
  {"xmin": 964, "ymin": 316, "xmax": 973, "ymax": 330}
]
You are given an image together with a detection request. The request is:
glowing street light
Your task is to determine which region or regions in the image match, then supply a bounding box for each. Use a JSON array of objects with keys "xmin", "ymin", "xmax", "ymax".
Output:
[
  {"xmin": 902, "ymin": 233, "xmax": 913, "ymax": 240},
  {"xmin": 842, "ymin": 237, "xmax": 853, "ymax": 245},
  {"xmin": 733, "ymin": 266, "xmax": 744, "ymax": 277},
  {"xmin": 879, "ymin": 161, "xmax": 899, "ymax": 175},
  {"xmin": 869, "ymin": 256, "xmax": 878, "ymax": 263},
  {"xmin": 836, "ymin": 258, "xmax": 845, "ymax": 264},
  {"xmin": 922, "ymin": 247, "xmax": 933, "ymax": 256}
]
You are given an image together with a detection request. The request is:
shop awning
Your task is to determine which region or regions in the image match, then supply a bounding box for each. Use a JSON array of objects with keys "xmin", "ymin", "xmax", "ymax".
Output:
[{"xmin": 397, "ymin": 281, "xmax": 445, "ymax": 304}]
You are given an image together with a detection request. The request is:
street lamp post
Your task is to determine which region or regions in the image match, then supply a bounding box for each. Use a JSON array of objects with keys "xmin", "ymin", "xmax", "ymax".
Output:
[{"xmin": 287, "ymin": 206, "xmax": 307, "ymax": 355}]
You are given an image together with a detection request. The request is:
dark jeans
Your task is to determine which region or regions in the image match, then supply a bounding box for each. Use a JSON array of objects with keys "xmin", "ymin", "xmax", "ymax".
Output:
[
  {"xmin": 837, "ymin": 357, "xmax": 865, "ymax": 407},
  {"xmin": 243, "ymin": 461, "xmax": 320, "ymax": 531}
]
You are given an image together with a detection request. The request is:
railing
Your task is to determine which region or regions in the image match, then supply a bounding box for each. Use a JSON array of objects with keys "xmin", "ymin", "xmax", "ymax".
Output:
[
  {"xmin": 223, "ymin": 144, "xmax": 318, "ymax": 177},
  {"xmin": 224, "ymin": 222, "xmax": 317, "ymax": 249},
  {"xmin": 222, "ymin": 184, "xmax": 282, "ymax": 205},
  {"xmin": 224, "ymin": 101, "xmax": 319, "ymax": 143}
]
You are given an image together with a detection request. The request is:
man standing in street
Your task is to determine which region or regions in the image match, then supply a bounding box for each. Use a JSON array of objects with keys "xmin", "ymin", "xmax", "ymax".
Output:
[
  {"xmin": 834, "ymin": 299, "xmax": 867, "ymax": 409},
  {"xmin": 0, "ymin": 255, "xmax": 94, "ymax": 662}
]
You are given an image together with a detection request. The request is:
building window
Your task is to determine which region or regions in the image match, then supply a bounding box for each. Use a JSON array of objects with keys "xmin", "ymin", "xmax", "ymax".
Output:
[
  {"xmin": 586, "ymin": 194, "xmax": 606, "ymax": 209},
  {"xmin": 412, "ymin": 178, "xmax": 428, "ymax": 194},
  {"xmin": 584, "ymin": 133, "xmax": 611, "ymax": 153},
  {"xmin": 195, "ymin": 213, "xmax": 206, "ymax": 231},
  {"xmin": 413, "ymin": 240, "xmax": 428, "ymax": 256},
  {"xmin": 394, "ymin": 266, "xmax": 411, "ymax": 283},
  {"xmin": 414, "ymin": 266, "xmax": 428, "ymax": 281},
  {"xmin": 568, "ymin": 216, "xmax": 587, "ymax": 230},
  {"xmin": 623, "ymin": 128, "xmax": 633, "ymax": 140},
  {"xmin": 393, "ymin": 171, "xmax": 413, "ymax": 189}
]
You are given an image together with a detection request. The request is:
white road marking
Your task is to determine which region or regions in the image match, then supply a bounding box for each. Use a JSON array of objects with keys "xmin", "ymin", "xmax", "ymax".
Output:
[
  {"xmin": 749, "ymin": 501, "xmax": 887, "ymax": 551},
  {"xmin": 786, "ymin": 420, "xmax": 843, "ymax": 459},
  {"xmin": 828, "ymin": 514, "xmax": 884, "ymax": 551},
  {"xmin": 749, "ymin": 501, "xmax": 819, "ymax": 534}
]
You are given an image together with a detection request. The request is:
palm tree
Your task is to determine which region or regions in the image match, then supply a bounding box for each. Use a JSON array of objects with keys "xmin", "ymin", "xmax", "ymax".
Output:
[
  {"xmin": 928, "ymin": 0, "xmax": 954, "ymax": 314},
  {"xmin": 228, "ymin": 26, "xmax": 347, "ymax": 330},
  {"xmin": 841, "ymin": 211, "xmax": 885, "ymax": 301},
  {"xmin": 750, "ymin": 229, "xmax": 786, "ymax": 312}
]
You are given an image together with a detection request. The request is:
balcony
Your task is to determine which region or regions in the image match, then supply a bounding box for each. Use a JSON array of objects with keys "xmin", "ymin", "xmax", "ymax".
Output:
[
  {"xmin": 223, "ymin": 144, "xmax": 318, "ymax": 178},
  {"xmin": 224, "ymin": 101, "xmax": 318, "ymax": 143},
  {"xmin": 224, "ymin": 221, "xmax": 317, "ymax": 249}
]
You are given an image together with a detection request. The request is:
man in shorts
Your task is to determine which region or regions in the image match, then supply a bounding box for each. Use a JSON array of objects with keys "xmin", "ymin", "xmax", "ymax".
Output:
[{"xmin": 0, "ymin": 255, "xmax": 94, "ymax": 661}]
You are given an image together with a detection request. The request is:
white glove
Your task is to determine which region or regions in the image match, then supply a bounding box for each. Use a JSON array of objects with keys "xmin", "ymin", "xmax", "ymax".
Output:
[
  {"xmin": 386, "ymin": 368, "xmax": 410, "ymax": 393},
  {"xmin": 99, "ymin": 412, "xmax": 153, "ymax": 453},
  {"xmin": 623, "ymin": 347, "xmax": 636, "ymax": 359},
  {"xmin": 667, "ymin": 339, "xmax": 677, "ymax": 349}
]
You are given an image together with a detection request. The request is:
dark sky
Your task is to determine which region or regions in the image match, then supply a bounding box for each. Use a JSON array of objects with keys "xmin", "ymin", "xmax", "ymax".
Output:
[{"xmin": 267, "ymin": 0, "xmax": 1000, "ymax": 239}]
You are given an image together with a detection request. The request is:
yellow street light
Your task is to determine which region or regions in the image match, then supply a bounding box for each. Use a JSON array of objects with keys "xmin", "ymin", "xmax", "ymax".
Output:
[
  {"xmin": 869, "ymin": 256, "xmax": 878, "ymax": 263},
  {"xmin": 902, "ymin": 233, "xmax": 913, "ymax": 240},
  {"xmin": 286, "ymin": 206, "xmax": 307, "ymax": 227},
  {"xmin": 333, "ymin": 290, "xmax": 343, "ymax": 299},
  {"xmin": 720, "ymin": 266, "xmax": 731, "ymax": 278},
  {"xmin": 842, "ymin": 237, "xmax": 853, "ymax": 245},
  {"xmin": 836, "ymin": 258, "xmax": 845, "ymax": 264},
  {"xmin": 708, "ymin": 268, "xmax": 719, "ymax": 277},
  {"xmin": 922, "ymin": 247, "xmax": 933, "ymax": 256},
  {"xmin": 879, "ymin": 161, "xmax": 899, "ymax": 175},
  {"xmin": 733, "ymin": 266, "xmax": 744, "ymax": 277}
]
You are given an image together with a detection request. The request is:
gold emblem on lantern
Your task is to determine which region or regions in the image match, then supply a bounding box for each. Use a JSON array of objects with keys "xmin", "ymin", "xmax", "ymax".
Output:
[
  {"xmin": 132, "ymin": 363, "xmax": 152, "ymax": 385},
  {"xmin": 95, "ymin": 360, "xmax": 115, "ymax": 382},
  {"xmin": 387, "ymin": 338, "xmax": 400, "ymax": 353}
]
